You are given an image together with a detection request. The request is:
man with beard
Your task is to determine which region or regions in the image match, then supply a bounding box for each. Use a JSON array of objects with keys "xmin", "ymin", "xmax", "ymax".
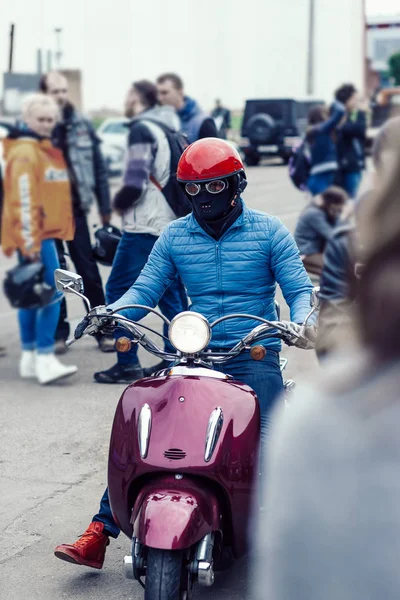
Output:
[
  {"xmin": 39, "ymin": 71, "xmax": 113, "ymax": 353},
  {"xmin": 294, "ymin": 186, "xmax": 347, "ymax": 276},
  {"xmin": 91, "ymin": 80, "xmax": 188, "ymax": 384}
]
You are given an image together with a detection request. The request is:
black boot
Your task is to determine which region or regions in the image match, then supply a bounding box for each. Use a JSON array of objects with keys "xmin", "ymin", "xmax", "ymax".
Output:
[
  {"xmin": 94, "ymin": 362, "xmax": 143, "ymax": 384},
  {"xmin": 143, "ymin": 360, "xmax": 172, "ymax": 377}
]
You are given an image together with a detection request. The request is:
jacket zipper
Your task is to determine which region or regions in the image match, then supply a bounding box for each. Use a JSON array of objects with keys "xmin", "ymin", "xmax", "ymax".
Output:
[{"xmin": 215, "ymin": 243, "xmax": 226, "ymax": 344}]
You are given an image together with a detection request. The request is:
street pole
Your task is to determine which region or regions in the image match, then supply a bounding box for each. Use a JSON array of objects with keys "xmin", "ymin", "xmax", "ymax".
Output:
[
  {"xmin": 54, "ymin": 27, "xmax": 63, "ymax": 69},
  {"xmin": 9, "ymin": 23, "xmax": 15, "ymax": 72},
  {"xmin": 362, "ymin": 0, "xmax": 368, "ymax": 97},
  {"xmin": 306, "ymin": 0, "xmax": 315, "ymax": 96},
  {"xmin": 47, "ymin": 49, "xmax": 53, "ymax": 72},
  {"xmin": 37, "ymin": 48, "xmax": 43, "ymax": 74}
]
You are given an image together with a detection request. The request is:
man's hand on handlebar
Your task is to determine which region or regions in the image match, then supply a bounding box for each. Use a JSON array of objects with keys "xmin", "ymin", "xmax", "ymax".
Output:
[{"xmin": 74, "ymin": 306, "xmax": 114, "ymax": 340}]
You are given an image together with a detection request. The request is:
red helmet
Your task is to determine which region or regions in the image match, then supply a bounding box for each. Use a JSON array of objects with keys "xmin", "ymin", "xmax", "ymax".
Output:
[{"xmin": 177, "ymin": 137, "xmax": 245, "ymax": 182}]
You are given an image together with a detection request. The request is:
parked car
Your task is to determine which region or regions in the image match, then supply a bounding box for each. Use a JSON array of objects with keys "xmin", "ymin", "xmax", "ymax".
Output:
[
  {"xmin": 96, "ymin": 117, "xmax": 129, "ymax": 176},
  {"xmin": 240, "ymin": 98, "xmax": 323, "ymax": 166}
]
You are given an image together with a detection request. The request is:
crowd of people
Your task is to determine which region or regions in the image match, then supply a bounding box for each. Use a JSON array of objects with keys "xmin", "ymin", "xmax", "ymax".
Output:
[
  {"xmin": 0, "ymin": 71, "xmax": 218, "ymax": 384},
  {"xmin": 293, "ymin": 82, "xmax": 367, "ymax": 279},
  {"xmin": 2, "ymin": 66, "xmax": 400, "ymax": 598}
]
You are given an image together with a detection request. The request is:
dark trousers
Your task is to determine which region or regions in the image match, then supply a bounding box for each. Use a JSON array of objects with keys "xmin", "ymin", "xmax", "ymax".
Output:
[
  {"xmin": 92, "ymin": 350, "xmax": 284, "ymax": 537},
  {"xmin": 56, "ymin": 210, "xmax": 105, "ymax": 341},
  {"xmin": 106, "ymin": 232, "xmax": 188, "ymax": 365}
]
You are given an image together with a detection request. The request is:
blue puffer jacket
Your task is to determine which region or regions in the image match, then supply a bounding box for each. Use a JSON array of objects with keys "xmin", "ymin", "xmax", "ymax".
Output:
[
  {"xmin": 109, "ymin": 203, "xmax": 314, "ymax": 351},
  {"xmin": 308, "ymin": 101, "xmax": 345, "ymax": 176}
]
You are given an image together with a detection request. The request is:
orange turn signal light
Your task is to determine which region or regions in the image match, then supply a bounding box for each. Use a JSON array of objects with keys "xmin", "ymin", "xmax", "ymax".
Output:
[
  {"xmin": 250, "ymin": 345, "xmax": 266, "ymax": 361},
  {"xmin": 115, "ymin": 337, "xmax": 132, "ymax": 353}
]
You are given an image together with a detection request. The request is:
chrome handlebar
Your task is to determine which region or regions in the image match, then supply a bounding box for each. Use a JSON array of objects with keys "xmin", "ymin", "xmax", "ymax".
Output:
[
  {"xmin": 68, "ymin": 311, "xmax": 312, "ymax": 364},
  {"xmin": 66, "ymin": 296, "xmax": 318, "ymax": 362}
]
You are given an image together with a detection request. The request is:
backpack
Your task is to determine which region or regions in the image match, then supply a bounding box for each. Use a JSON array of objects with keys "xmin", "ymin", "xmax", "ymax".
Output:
[
  {"xmin": 142, "ymin": 119, "xmax": 192, "ymax": 218},
  {"xmin": 288, "ymin": 140, "xmax": 311, "ymax": 191}
]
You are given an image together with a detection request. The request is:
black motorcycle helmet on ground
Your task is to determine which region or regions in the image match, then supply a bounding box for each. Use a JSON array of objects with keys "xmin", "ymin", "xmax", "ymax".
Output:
[
  {"xmin": 92, "ymin": 225, "xmax": 122, "ymax": 267},
  {"xmin": 4, "ymin": 262, "xmax": 55, "ymax": 309}
]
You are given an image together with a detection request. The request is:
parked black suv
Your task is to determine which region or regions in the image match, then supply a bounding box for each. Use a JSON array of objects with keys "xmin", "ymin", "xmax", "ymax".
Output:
[{"xmin": 240, "ymin": 98, "xmax": 323, "ymax": 166}]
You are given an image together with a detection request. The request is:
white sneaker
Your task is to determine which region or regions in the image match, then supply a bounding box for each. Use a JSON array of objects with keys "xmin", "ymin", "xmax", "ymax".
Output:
[
  {"xmin": 36, "ymin": 353, "xmax": 78, "ymax": 385},
  {"xmin": 19, "ymin": 350, "xmax": 36, "ymax": 379}
]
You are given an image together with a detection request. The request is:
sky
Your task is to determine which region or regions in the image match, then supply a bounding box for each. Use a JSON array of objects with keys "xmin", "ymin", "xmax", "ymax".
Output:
[{"xmin": 1, "ymin": 0, "xmax": 400, "ymax": 112}]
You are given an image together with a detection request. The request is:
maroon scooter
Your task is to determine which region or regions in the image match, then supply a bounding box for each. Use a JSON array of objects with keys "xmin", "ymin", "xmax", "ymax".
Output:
[{"xmin": 55, "ymin": 269, "xmax": 318, "ymax": 600}]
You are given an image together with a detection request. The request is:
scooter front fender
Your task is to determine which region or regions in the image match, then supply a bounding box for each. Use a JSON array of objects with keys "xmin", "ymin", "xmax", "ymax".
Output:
[{"xmin": 132, "ymin": 480, "xmax": 222, "ymax": 550}]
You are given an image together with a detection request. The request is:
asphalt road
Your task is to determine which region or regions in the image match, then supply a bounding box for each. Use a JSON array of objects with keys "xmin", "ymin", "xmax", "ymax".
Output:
[{"xmin": 0, "ymin": 160, "xmax": 321, "ymax": 600}]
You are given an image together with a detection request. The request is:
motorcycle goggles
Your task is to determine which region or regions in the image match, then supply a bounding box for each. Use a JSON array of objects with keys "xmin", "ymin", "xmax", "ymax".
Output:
[{"xmin": 185, "ymin": 179, "xmax": 228, "ymax": 196}]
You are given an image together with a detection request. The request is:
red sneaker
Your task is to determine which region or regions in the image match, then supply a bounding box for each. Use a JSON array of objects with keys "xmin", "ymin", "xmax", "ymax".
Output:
[{"xmin": 54, "ymin": 522, "xmax": 110, "ymax": 569}]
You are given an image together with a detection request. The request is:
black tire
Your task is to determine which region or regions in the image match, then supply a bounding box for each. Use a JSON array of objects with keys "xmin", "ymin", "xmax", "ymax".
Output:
[
  {"xmin": 145, "ymin": 548, "xmax": 186, "ymax": 600},
  {"xmin": 244, "ymin": 153, "xmax": 260, "ymax": 167},
  {"xmin": 246, "ymin": 113, "xmax": 276, "ymax": 144}
]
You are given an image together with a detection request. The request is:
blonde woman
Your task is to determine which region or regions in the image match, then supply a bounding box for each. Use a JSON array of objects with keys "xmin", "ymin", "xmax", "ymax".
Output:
[{"xmin": 1, "ymin": 94, "xmax": 77, "ymax": 383}]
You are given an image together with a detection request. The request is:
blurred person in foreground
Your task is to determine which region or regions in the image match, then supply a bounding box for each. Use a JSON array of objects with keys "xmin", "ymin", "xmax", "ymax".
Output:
[
  {"xmin": 306, "ymin": 101, "xmax": 345, "ymax": 195},
  {"xmin": 335, "ymin": 83, "xmax": 367, "ymax": 199},
  {"xmin": 156, "ymin": 72, "xmax": 218, "ymax": 142},
  {"xmin": 40, "ymin": 72, "xmax": 113, "ymax": 354},
  {"xmin": 294, "ymin": 186, "xmax": 347, "ymax": 276},
  {"xmin": 93, "ymin": 80, "xmax": 188, "ymax": 383},
  {"xmin": 256, "ymin": 117, "xmax": 400, "ymax": 600},
  {"xmin": 1, "ymin": 94, "xmax": 77, "ymax": 384},
  {"xmin": 315, "ymin": 116, "xmax": 400, "ymax": 359},
  {"xmin": 211, "ymin": 98, "xmax": 232, "ymax": 139}
]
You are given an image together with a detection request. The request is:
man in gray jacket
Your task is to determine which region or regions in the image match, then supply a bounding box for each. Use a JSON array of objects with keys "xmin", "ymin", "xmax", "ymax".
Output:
[
  {"xmin": 94, "ymin": 80, "xmax": 187, "ymax": 384},
  {"xmin": 40, "ymin": 72, "xmax": 112, "ymax": 352},
  {"xmin": 294, "ymin": 186, "xmax": 347, "ymax": 276}
]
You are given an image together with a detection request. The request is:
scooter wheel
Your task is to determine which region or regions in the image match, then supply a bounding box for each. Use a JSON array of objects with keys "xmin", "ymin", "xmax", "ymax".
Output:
[{"xmin": 145, "ymin": 548, "xmax": 190, "ymax": 600}]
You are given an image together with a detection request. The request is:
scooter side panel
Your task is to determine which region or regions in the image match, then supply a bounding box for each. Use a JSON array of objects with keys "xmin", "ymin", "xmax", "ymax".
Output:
[{"xmin": 108, "ymin": 375, "xmax": 260, "ymax": 554}]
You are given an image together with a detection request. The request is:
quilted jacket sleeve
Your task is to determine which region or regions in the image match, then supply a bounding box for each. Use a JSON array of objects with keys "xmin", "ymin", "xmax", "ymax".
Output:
[
  {"xmin": 107, "ymin": 226, "xmax": 177, "ymax": 321},
  {"xmin": 269, "ymin": 217, "xmax": 315, "ymax": 324}
]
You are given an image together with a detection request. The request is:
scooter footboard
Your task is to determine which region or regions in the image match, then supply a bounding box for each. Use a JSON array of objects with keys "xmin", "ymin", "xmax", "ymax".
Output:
[{"xmin": 131, "ymin": 479, "xmax": 222, "ymax": 550}]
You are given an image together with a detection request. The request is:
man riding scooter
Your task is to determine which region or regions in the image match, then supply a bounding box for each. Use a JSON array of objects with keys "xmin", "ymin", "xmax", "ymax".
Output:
[{"xmin": 54, "ymin": 138, "xmax": 317, "ymax": 570}]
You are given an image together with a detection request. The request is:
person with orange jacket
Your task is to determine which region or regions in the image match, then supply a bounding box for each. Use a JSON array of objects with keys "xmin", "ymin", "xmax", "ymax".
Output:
[{"xmin": 1, "ymin": 93, "xmax": 78, "ymax": 384}]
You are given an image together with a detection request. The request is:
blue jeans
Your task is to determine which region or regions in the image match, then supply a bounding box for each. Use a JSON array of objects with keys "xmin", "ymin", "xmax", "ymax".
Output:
[
  {"xmin": 106, "ymin": 232, "xmax": 188, "ymax": 366},
  {"xmin": 18, "ymin": 239, "xmax": 62, "ymax": 354},
  {"xmin": 92, "ymin": 349, "xmax": 284, "ymax": 537},
  {"xmin": 307, "ymin": 171, "xmax": 336, "ymax": 196},
  {"xmin": 341, "ymin": 171, "xmax": 362, "ymax": 199}
]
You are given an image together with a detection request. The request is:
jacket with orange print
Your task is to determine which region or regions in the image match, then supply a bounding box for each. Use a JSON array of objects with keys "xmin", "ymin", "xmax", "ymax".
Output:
[{"xmin": 1, "ymin": 132, "xmax": 75, "ymax": 257}]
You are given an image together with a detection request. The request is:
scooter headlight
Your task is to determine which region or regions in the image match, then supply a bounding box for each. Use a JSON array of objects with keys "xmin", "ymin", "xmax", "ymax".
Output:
[{"xmin": 169, "ymin": 312, "xmax": 211, "ymax": 354}]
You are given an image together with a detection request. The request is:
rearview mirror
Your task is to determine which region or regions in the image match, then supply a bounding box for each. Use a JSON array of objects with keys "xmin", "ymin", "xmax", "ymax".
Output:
[
  {"xmin": 310, "ymin": 286, "xmax": 320, "ymax": 309},
  {"xmin": 54, "ymin": 269, "xmax": 84, "ymax": 294}
]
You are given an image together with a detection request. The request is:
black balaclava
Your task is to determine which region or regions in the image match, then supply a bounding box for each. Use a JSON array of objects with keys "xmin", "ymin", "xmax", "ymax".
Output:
[{"xmin": 188, "ymin": 175, "xmax": 244, "ymax": 240}]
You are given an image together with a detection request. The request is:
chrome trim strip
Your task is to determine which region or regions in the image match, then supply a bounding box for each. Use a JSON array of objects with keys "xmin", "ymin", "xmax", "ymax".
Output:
[
  {"xmin": 154, "ymin": 366, "xmax": 232, "ymax": 379},
  {"xmin": 204, "ymin": 407, "xmax": 224, "ymax": 462},
  {"xmin": 138, "ymin": 404, "xmax": 152, "ymax": 459}
]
